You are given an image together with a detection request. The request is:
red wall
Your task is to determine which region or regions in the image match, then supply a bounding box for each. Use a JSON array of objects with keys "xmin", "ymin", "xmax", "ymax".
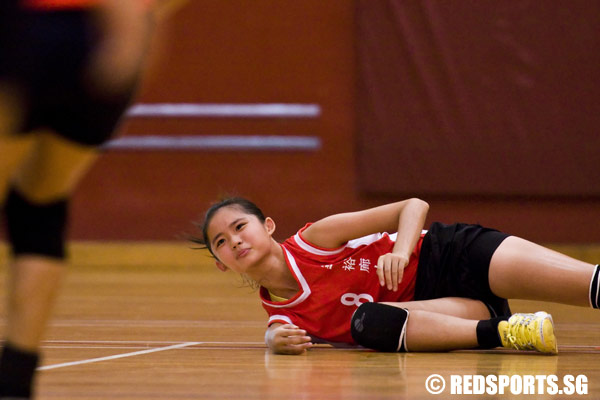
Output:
[
  {"xmin": 356, "ymin": 1, "xmax": 600, "ymax": 197},
  {"xmin": 71, "ymin": 0, "xmax": 359, "ymax": 241},
  {"xmin": 68, "ymin": 0, "xmax": 600, "ymax": 243}
]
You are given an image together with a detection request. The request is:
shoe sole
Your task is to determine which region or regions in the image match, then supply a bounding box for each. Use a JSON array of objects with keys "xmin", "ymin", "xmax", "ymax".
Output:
[{"xmin": 534, "ymin": 311, "xmax": 558, "ymax": 355}]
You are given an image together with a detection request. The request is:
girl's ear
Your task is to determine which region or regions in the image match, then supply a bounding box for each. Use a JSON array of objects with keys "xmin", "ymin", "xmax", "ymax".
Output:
[
  {"xmin": 215, "ymin": 260, "xmax": 228, "ymax": 272},
  {"xmin": 265, "ymin": 217, "xmax": 276, "ymax": 235}
]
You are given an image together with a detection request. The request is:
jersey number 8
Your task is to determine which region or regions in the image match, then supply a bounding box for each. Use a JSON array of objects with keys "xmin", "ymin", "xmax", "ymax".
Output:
[{"xmin": 340, "ymin": 293, "xmax": 374, "ymax": 307}]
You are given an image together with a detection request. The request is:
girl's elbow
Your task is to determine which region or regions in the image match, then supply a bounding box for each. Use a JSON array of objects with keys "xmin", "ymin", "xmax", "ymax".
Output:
[{"xmin": 410, "ymin": 197, "xmax": 429, "ymax": 212}]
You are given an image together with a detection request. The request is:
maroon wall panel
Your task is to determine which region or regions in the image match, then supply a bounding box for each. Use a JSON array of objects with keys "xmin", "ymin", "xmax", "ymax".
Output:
[{"xmin": 356, "ymin": 0, "xmax": 600, "ymax": 196}]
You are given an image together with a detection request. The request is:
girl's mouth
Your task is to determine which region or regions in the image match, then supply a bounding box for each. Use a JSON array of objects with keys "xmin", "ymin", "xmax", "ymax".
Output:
[{"xmin": 237, "ymin": 248, "xmax": 250, "ymax": 259}]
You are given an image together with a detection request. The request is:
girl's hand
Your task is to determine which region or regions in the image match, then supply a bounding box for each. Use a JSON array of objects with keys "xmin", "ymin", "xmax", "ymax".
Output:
[
  {"xmin": 266, "ymin": 324, "xmax": 313, "ymax": 355},
  {"xmin": 376, "ymin": 253, "xmax": 409, "ymax": 292}
]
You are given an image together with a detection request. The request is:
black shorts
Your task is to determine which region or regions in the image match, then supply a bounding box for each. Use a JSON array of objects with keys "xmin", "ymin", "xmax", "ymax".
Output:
[
  {"xmin": 414, "ymin": 222, "xmax": 511, "ymax": 317},
  {"xmin": 0, "ymin": 7, "xmax": 138, "ymax": 146}
]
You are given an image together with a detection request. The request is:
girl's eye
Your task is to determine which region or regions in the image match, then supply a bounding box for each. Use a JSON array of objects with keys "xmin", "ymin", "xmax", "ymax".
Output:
[
  {"xmin": 215, "ymin": 238, "xmax": 225, "ymax": 248},
  {"xmin": 236, "ymin": 223, "xmax": 245, "ymax": 231}
]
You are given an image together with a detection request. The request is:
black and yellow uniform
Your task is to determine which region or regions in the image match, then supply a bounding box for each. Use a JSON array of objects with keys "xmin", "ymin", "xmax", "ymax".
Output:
[{"xmin": 0, "ymin": 0, "xmax": 148, "ymax": 146}]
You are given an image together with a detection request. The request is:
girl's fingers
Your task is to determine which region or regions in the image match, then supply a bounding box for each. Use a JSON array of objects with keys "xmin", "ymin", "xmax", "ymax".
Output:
[
  {"xmin": 384, "ymin": 262, "xmax": 393, "ymax": 290},
  {"xmin": 291, "ymin": 336, "xmax": 313, "ymax": 345},
  {"xmin": 378, "ymin": 268, "xmax": 385, "ymax": 287},
  {"xmin": 281, "ymin": 324, "xmax": 305, "ymax": 334},
  {"xmin": 378, "ymin": 255, "xmax": 394, "ymax": 290},
  {"xmin": 377, "ymin": 254, "xmax": 407, "ymax": 291},
  {"xmin": 376, "ymin": 259, "xmax": 384, "ymax": 286},
  {"xmin": 283, "ymin": 329, "xmax": 308, "ymax": 338},
  {"xmin": 278, "ymin": 325, "xmax": 312, "ymax": 344},
  {"xmin": 376, "ymin": 255, "xmax": 387, "ymax": 286},
  {"xmin": 280, "ymin": 335, "xmax": 313, "ymax": 354},
  {"xmin": 391, "ymin": 258, "xmax": 399, "ymax": 291},
  {"xmin": 281, "ymin": 341, "xmax": 313, "ymax": 355},
  {"xmin": 282, "ymin": 333, "xmax": 312, "ymax": 344}
]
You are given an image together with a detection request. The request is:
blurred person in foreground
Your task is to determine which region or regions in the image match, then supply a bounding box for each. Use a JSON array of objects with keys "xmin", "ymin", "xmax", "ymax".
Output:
[{"xmin": 0, "ymin": 0, "xmax": 182, "ymax": 397}]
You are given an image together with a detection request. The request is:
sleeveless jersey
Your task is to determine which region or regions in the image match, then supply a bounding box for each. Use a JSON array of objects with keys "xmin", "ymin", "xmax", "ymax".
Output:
[{"xmin": 260, "ymin": 224, "xmax": 425, "ymax": 345}]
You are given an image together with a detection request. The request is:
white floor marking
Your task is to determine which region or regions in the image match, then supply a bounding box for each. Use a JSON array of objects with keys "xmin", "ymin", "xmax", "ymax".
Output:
[{"xmin": 38, "ymin": 341, "xmax": 201, "ymax": 371}]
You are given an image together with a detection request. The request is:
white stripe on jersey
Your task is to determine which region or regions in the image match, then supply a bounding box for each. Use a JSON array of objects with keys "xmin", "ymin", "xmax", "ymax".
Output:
[
  {"xmin": 268, "ymin": 314, "xmax": 293, "ymax": 325},
  {"xmin": 262, "ymin": 248, "xmax": 312, "ymax": 309},
  {"xmin": 293, "ymin": 230, "xmax": 428, "ymax": 257},
  {"xmin": 347, "ymin": 232, "xmax": 389, "ymax": 248},
  {"xmin": 387, "ymin": 230, "xmax": 429, "ymax": 242},
  {"xmin": 293, "ymin": 232, "xmax": 345, "ymax": 256},
  {"xmin": 294, "ymin": 232, "xmax": 389, "ymax": 256}
]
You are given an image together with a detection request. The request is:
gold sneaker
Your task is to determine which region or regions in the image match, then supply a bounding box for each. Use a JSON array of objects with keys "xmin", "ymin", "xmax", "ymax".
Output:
[{"xmin": 498, "ymin": 312, "xmax": 558, "ymax": 354}]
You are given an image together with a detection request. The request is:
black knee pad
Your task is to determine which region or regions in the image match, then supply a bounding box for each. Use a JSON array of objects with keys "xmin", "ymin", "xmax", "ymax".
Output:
[
  {"xmin": 3, "ymin": 188, "xmax": 68, "ymax": 259},
  {"xmin": 351, "ymin": 303, "xmax": 409, "ymax": 352}
]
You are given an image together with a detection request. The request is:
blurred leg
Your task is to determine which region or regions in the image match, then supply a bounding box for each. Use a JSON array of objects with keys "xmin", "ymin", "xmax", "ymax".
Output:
[
  {"xmin": 5, "ymin": 257, "xmax": 64, "ymax": 351},
  {"xmin": 1, "ymin": 133, "xmax": 99, "ymax": 398},
  {"xmin": 5, "ymin": 132, "xmax": 98, "ymax": 349},
  {"xmin": 12, "ymin": 131, "xmax": 98, "ymax": 203}
]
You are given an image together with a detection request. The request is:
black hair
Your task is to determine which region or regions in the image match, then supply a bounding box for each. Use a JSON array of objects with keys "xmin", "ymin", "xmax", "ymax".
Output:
[{"xmin": 190, "ymin": 197, "xmax": 266, "ymax": 258}]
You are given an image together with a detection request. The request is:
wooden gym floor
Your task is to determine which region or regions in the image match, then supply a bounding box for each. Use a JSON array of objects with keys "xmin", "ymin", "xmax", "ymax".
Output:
[{"xmin": 1, "ymin": 242, "xmax": 599, "ymax": 399}]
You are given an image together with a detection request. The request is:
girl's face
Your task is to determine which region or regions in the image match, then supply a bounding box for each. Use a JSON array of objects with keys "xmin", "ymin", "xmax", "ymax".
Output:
[{"xmin": 206, "ymin": 205, "xmax": 275, "ymax": 274}]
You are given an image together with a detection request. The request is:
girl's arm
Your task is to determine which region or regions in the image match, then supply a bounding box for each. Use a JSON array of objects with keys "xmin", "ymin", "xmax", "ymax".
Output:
[
  {"xmin": 303, "ymin": 198, "xmax": 429, "ymax": 291},
  {"xmin": 265, "ymin": 323, "xmax": 313, "ymax": 355},
  {"xmin": 302, "ymin": 198, "xmax": 429, "ymax": 250}
]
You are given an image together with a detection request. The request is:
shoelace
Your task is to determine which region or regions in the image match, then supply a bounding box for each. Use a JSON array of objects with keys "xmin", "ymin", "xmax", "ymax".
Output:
[{"xmin": 506, "ymin": 314, "xmax": 537, "ymax": 350}]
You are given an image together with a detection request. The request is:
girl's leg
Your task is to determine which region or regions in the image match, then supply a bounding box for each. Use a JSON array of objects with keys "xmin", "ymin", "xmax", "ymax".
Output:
[
  {"xmin": 404, "ymin": 310, "xmax": 479, "ymax": 351},
  {"xmin": 367, "ymin": 298, "xmax": 556, "ymax": 353},
  {"xmin": 403, "ymin": 311, "xmax": 558, "ymax": 353},
  {"xmin": 488, "ymin": 236, "xmax": 597, "ymax": 307},
  {"xmin": 383, "ymin": 296, "xmax": 491, "ymax": 320},
  {"xmin": 383, "ymin": 298, "xmax": 491, "ymax": 351}
]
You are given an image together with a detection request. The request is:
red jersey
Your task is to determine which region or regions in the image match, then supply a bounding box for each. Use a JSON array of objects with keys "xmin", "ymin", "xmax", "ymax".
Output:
[{"xmin": 260, "ymin": 224, "xmax": 425, "ymax": 345}]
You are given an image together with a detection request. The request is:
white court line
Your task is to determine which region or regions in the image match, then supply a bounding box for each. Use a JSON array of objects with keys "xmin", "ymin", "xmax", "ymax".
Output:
[
  {"xmin": 38, "ymin": 341, "xmax": 201, "ymax": 371},
  {"xmin": 41, "ymin": 340, "xmax": 265, "ymax": 350},
  {"xmin": 47, "ymin": 319, "xmax": 264, "ymax": 328},
  {"xmin": 44, "ymin": 340, "xmax": 263, "ymax": 345}
]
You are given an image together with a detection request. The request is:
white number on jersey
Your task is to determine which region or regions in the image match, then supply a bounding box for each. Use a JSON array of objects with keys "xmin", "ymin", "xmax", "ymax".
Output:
[{"xmin": 340, "ymin": 292, "xmax": 374, "ymax": 307}]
